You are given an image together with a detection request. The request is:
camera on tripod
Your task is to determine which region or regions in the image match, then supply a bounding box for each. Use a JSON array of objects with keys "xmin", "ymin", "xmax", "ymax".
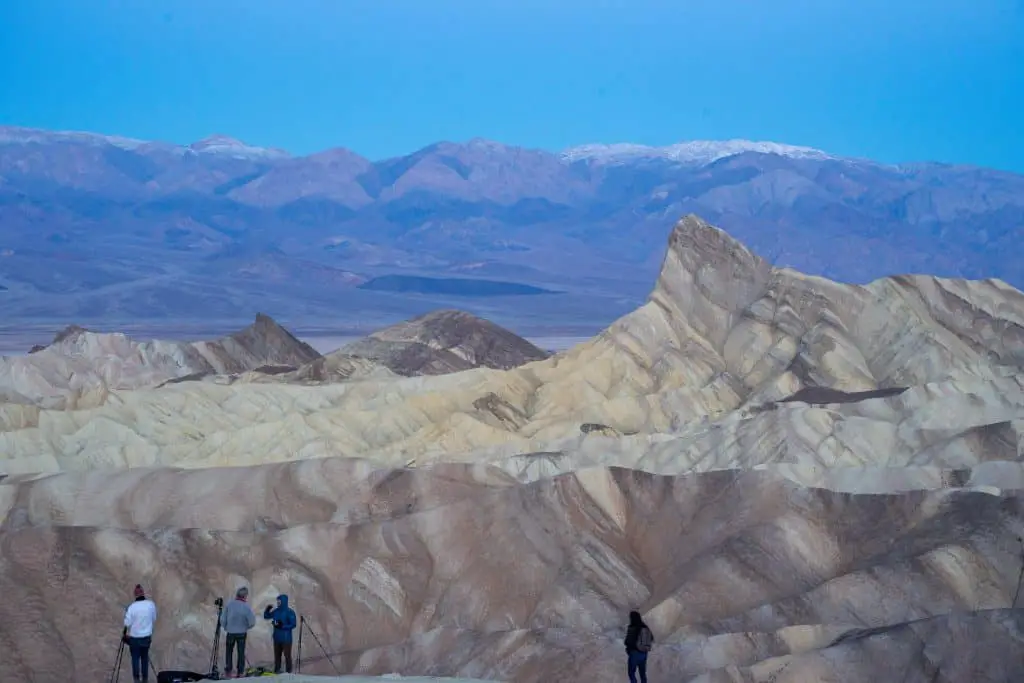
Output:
[{"xmin": 213, "ymin": 597, "xmax": 224, "ymax": 608}]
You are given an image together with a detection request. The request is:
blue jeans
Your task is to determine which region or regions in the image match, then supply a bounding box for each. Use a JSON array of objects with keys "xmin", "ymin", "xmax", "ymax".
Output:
[
  {"xmin": 128, "ymin": 635, "xmax": 151, "ymax": 682},
  {"xmin": 627, "ymin": 650, "xmax": 648, "ymax": 683}
]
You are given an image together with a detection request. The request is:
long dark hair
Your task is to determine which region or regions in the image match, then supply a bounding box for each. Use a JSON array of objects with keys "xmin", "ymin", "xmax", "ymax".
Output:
[{"xmin": 628, "ymin": 610, "xmax": 645, "ymax": 629}]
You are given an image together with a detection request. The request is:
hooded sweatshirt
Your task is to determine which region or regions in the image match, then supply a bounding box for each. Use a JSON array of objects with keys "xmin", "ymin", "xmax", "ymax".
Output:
[
  {"xmin": 624, "ymin": 620, "xmax": 653, "ymax": 654},
  {"xmin": 221, "ymin": 595, "xmax": 257, "ymax": 635},
  {"xmin": 263, "ymin": 594, "xmax": 297, "ymax": 644}
]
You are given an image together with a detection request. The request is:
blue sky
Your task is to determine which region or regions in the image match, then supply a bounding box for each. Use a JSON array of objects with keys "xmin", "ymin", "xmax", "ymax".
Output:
[{"xmin": 1, "ymin": 0, "xmax": 1022, "ymax": 170}]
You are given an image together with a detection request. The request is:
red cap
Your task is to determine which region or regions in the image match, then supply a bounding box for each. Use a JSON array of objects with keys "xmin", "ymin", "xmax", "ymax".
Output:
[{"xmin": 134, "ymin": 584, "xmax": 144, "ymax": 598}]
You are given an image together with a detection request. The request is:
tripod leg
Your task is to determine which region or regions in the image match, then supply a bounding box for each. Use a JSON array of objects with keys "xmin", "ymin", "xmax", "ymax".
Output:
[
  {"xmin": 297, "ymin": 617, "xmax": 303, "ymax": 674},
  {"xmin": 110, "ymin": 638, "xmax": 125, "ymax": 683},
  {"xmin": 301, "ymin": 617, "xmax": 341, "ymax": 675},
  {"xmin": 209, "ymin": 606, "xmax": 223, "ymax": 678}
]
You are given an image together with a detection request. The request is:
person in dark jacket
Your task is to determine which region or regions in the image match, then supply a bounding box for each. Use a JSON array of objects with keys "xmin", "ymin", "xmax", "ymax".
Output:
[
  {"xmin": 623, "ymin": 610, "xmax": 653, "ymax": 683},
  {"xmin": 263, "ymin": 594, "xmax": 297, "ymax": 673},
  {"xmin": 220, "ymin": 586, "xmax": 257, "ymax": 678}
]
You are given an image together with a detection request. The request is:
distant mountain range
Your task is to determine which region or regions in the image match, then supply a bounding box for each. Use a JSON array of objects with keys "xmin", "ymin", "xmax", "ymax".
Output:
[{"xmin": 1, "ymin": 124, "xmax": 1021, "ymax": 333}]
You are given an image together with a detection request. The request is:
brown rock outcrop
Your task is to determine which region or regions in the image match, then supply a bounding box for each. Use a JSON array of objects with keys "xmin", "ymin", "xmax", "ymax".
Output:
[{"xmin": 340, "ymin": 309, "xmax": 550, "ymax": 376}]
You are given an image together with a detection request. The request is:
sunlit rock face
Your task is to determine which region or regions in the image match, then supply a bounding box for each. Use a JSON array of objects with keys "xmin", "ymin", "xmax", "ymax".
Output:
[{"xmin": 0, "ymin": 215, "xmax": 1022, "ymax": 682}]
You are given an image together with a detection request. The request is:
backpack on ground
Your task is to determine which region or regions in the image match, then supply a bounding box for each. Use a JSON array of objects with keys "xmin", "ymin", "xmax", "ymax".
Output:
[
  {"xmin": 637, "ymin": 626, "xmax": 653, "ymax": 652},
  {"xmin": 243, "ymin": 666, "xmax": 276, "ymax": 677}
]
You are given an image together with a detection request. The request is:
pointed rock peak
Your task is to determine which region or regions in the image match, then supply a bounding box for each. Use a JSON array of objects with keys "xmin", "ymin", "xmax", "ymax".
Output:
[
  {"xmin": 248, "ymin": 313, "xmax": 308, "ymax": 342},
  {"xmin": 51, "ymin": 324, "xmax": 90, "ymax": 345},
  {"xmin": 374, "ymin": 308, "xmax": 541, "ymax": 348},
  {"xmin": 651, "ymin": 214, "xmax": 773, "ymax": 320},
  {"xmin": 666, "ymin": 214, "xmax": 764, "ymax": 266},
  {"xmin": 224, "ymin": 314, "xmax": 321, "ymax": 363},
  {"xmin": 380, "ymin": 309, "xmax": 521, "ymax": 341},
  {"xmin": 349, "ymin": 308, "xmax": 549, "ymax": 374},
  {"xmin": 252, "ymin": 312, "xmax": 282, "ymax": 329}
]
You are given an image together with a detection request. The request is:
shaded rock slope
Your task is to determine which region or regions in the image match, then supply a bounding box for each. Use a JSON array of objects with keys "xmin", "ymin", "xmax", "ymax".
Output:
[
  {"xmin": 340, "ymin": 309, "xmax": 551, "ymax": 376},
  {"xmin": 224, "ymin": 309, "xmax": 552, "ymax": 387},
  {"xmin": 0, "ymin": 215, "xmax": 1022, "ymax": 682}
]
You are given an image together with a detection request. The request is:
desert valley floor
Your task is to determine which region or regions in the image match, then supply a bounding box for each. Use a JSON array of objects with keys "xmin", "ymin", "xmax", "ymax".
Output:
[{"xmin": 1, "ymin": 215, "xmax": 1022, "ymax": 682}]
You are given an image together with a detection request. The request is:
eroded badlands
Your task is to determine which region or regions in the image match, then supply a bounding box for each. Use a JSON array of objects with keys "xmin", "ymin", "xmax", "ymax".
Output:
[{"xmin": 1, "ymin": 215, "xmax": 1022, "ymax": 682}]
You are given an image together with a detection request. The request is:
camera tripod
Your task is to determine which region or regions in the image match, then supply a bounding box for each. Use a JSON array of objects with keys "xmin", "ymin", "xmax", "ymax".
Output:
[
  {"xmin": 295, "ymin": 615, "xmax": 341, "ymax": 675},
  {"xmin": 207, "ymin": 597, "xmax": 224, "ymax": 678},
  {"xmin": 108, "ymin": 635, "xmax": 126, "ymax": 683},
  {"xmin": 108, "ymin": 630, "xmax": 159, "ymax": 683}
]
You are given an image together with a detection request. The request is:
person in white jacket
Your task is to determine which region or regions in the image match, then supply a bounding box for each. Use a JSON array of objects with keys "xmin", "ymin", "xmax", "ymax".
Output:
[{"xmin": 122, "ymin": 584, "xmax": 157, "ymax": 683}]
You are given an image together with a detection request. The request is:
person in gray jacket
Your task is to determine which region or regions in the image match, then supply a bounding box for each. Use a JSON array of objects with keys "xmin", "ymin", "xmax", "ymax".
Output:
[{"xmin": 220, "ymin": 586, "xmax": 257, "ymax": 678}]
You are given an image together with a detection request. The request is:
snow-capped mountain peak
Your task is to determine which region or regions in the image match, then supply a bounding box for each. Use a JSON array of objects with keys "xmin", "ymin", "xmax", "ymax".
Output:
[
  {"xmin": 0, "ymin": 125, "xmax": 149, "ymax": 150},
  {"xmin": 560, "ymin": 139, "xmax": 835, "ymax": 165},
  {"xmin": 0, "ymin": 126, "xmax": 291, "ymax": 160},
  {"xmin": 187, "ymin": 134, "xmax": 290, "ymax": 160}
]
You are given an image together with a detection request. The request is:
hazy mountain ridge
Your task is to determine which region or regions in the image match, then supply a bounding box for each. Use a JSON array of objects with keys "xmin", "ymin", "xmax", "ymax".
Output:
[{"xmin": 1, "ymin": 125, "xmax": 1022, "ymax": 330}]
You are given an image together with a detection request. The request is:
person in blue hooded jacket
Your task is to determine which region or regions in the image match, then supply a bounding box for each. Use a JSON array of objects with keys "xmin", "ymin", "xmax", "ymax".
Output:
[{"xmin": 262, "ymin": 594, "xmax": 297, "ymax": 673}]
